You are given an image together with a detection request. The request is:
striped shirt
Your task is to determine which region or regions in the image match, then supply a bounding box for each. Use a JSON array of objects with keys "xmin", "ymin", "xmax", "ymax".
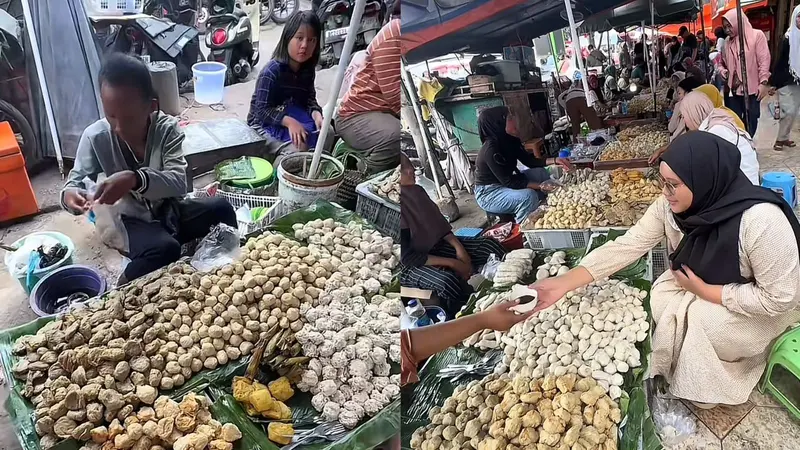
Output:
[
  {"xmin": 247, "ymin": 59, "xmax": 322, "ymax": 128},
  {"xmin": 338, "ymin": 19, "xmax": 401, "ymax": 118}
]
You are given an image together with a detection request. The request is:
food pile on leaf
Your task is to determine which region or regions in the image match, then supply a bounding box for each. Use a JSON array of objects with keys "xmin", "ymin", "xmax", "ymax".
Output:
[
  {"xmin": 410, "ymin": 374, "xmax": 622, "ymax": 450},
  {"xmin": 11, "ymin": 217, "xmax": 401, "ymax": 448},
  {"xmin": 82, "ymin": 393, "xmax": 242, "ymax": 450}
]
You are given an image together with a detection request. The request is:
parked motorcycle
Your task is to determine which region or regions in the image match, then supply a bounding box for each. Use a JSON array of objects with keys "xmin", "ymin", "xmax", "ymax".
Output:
[
  {"xmin": 314, "ymin": 0, "xmax": 385, "ymax": 68},
  {"xmin": 205, "ymin": 0, "xmax": 260, "ymax": 84},
  {"xmin": 260, "ymin": 0, "xmax": 299, "ymax": 25},
  {"xmin": 94, "ymin": 14, "xmax": 201, "ymax": 88},
  {"xmin": 0, "ymin": 10, "xmax": 36, "ymax": 168}
]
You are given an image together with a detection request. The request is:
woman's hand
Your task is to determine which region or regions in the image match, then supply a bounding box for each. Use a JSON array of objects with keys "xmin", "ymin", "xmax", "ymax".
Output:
[
  {"xmin": 478, "ymin": 300, "xmax": 536, "ymax": 331},
  {"xmin": 283, "ymin": 116, "xmax": 308, "ymax": 150},
  {"xmin": 672, "ymin": 265, "xmax": 723, "ymax": 303},
  {"xmin": 649, "ymin": 143, "xmax": 669, "ymax": 165},
  {"xmin": 757, "ymin": 84, "xmax": 770, "ymax": 101},
  {"xmin": 555, "ymin": 157, "xmax": 574, "ymax": 172},
  {"xmin": 312, "ymin": 110, "xmax": 324, "ymax": 130},
  {"xmin": 528, "ymin": 277, "xmax": 571, "ymax": 312}
]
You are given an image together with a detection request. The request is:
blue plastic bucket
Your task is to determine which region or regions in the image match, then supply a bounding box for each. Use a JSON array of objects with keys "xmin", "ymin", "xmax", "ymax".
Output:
[
  {"xmin": 3, "ymin": 231, "xmax": 75, "ymax": 294},
  {"xmin": 192, "ymin": 62, "xmax": 227, "ymax": 104},
  {"xmin": 761, "ymin": 171, "xmax": 797, "ymax": 208},
  {"xmin": 29, "ymin": 265, "xmax": 106, "ymax": 317}
]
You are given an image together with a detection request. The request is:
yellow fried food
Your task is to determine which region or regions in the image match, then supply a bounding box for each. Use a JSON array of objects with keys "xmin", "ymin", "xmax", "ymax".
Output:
[
  {"xmin": 263, "ymin": 400, "xmax": 292, "ymax": 420},
  {"xmin": 232, "ymin": 377, "xmax": 254, "ymax": 402},
  {"xmin": 267, "ymin": 422, "xmax": 294, "ymax": 445},
  {"xmin": 248, "ymin": 383, "xmax": 274, "ymax": 412},
  {"xmin": 267, "ymin": 377, "xmax": 295, "ymax": 402}
]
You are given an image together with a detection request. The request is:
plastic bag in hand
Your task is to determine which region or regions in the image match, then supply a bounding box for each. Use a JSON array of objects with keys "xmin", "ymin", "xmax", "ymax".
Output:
[
  {"xmin": 191, "ymin": 223, "xmax": 241, "ymax": 272},
  {"xmin": 480, "ymin": 253, "xmax": 503, "ymax": 281},
  {"xmin": 85, "ymin": 177, "xmax": 129, "ymax": 252}
]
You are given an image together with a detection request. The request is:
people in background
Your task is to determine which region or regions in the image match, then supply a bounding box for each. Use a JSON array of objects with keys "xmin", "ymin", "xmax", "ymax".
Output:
[
  {"xmin": 557, "ymin": 79, "xmax": 605, "ymax": 137},
  {"xmin": 631, "ymin": 56, "xmax": 648, "ymax": 85},
  {"xmin": 768, "ymin": 5, "xmax": 800, "ymax": 151},
  {"xmin": 401, "ymin": 299, "xmax": 535, "ymax": 385},
  {"xmin": 678, "ymin": 26, "xmax": 698, "ymax": 64},
  {"xmin": 336, "ymin": 17, "xmax": 401, "ymax": 174},
  {"xmin": 666, "ymin": 71, "xmax": 686, "ymax": 105},
  {"xmin": 400, "ymin": 153, "xmax": 507, "ymax": 318},
  {"xmin": 603, "ymin": 65, "xmax": 619, "ymax": 101},
  {"xmin": 677, "ymin": 91, "xmax": 760, "ymax": 184},
  {"xmin": 666, "ymin": 76, "xmax": 703, "ymax": 142},
  {"xmin": 666, "ymin": 36, "xmax": 680, "ymax": 70},
  {"xmin": 683, "ymin": 57, "xmax": 707, "ymax": 82},
  {"xmin": 61, "ymin": 54, "xmax": 236, "ymax": 285},
  {"xmin": 713, "ymin": 27, "xmax": 729, "ymax": 94},
  {"xmin": 474, "ymin": 106, "xmax": 571, "ymax": 224},
  {"xmin": 620, "ymin": 42, "xmax": 632, "ymax": 69},
  {"xmin": 534, "ymin": 132, "xmax": 800, "ymax": 410},
  {"xmin": 696, "ymin": 83, "xmax": 747, "ymax": 130},
  {"xmin": 719, "ymin": 9, "xmax": 771, "ymax": 136},
  {"xmin": 587, "ymin": 44, "xmax": 607, "ymax": 67},
  {"xmin": 247, "ymin": 11, "xmax": 323, "ymax": 152}
]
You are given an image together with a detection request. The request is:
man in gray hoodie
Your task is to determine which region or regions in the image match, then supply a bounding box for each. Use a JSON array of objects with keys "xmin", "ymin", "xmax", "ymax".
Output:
[{"xmin": 61, "ymin": 54, "xmax": 236, "ymax": 283}]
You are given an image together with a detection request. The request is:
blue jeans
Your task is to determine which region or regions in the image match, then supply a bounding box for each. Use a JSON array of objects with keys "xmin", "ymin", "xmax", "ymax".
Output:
[
  {"xmin": 263, "ymin": 104, "xmax": 319, "ymax": 148},
  {"xmin": 474, "ymin": 168, "xmax": 551, "ymax": 223}
]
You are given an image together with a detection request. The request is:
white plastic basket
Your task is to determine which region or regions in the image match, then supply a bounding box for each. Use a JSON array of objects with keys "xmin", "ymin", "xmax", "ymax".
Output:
[
  {"xmin": 193, "ymin": 185, "xmax": 284, "ymax": 237},
  {"xmin": 85, "ymin": 0, "xmax": 143, "ymax": 16},
  {"xmin": 522, "ymin": 229, "xmax": 591, "ymax": 250}
]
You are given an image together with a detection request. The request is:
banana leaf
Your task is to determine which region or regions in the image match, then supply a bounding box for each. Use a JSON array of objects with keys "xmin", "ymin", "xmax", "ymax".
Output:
[{"xmin": 267, "ymin": 200, "xmax": 374, "ymax": 234}]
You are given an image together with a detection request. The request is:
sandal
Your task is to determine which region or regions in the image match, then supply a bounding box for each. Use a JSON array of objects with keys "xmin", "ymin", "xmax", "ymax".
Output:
[
  {"xmin": 776, "ymin": 140, "xmax": 797, "ymax": 149},
  {"xmin": 775, "ymin": 142, "xmax": 785, "ymax": 151}
]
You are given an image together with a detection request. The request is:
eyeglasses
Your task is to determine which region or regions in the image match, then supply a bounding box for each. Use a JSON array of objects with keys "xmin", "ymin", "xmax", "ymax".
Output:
[{"xmin": 657, "ymin": 175, "xmax": 683, "ymax": 196}]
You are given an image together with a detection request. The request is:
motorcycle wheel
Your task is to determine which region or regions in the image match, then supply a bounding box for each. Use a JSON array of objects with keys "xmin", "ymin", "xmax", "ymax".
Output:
[
  {"xmin": 0, "ymin": 99, "xmax": 37, "ymax": 165},
  {"xmin": 260, "ymin": 0, "xmax": 274, "ymax": 25},
  {"xmin": 270, "ymin": 0, "xmax": 297, "ymax": 24}
]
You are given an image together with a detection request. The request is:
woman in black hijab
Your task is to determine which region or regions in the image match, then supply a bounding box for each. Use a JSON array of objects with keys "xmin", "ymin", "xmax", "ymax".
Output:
[
  {"xmin": 529, "ymin": 132, "xmax": 800, "ymax": 408},
  {"xmin": 474, "ymin": 106, "xmax": 571, "ymax": 223}
]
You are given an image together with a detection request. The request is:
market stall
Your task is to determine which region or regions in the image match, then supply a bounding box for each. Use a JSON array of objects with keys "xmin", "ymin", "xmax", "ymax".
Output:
[
  {"xmin": 1, "ymin": 201, "xmax": 402, "ymax": 450},
  {"xmin": 402, "ymin": 243, "xmax": 660, "ymax": 450}
]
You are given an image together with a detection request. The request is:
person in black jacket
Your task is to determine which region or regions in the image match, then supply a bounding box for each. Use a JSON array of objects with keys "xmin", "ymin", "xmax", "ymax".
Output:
[
  {"xmin": 474, "ymin": 106, "xmax": 571, "ymax": 223},
  {"xmin": 769, "ymin": 5, "xmax": 800, "ymax": 151},
  {"xmin": 400, "ymin": 153, "xmax": 507, "ymax": 316}
]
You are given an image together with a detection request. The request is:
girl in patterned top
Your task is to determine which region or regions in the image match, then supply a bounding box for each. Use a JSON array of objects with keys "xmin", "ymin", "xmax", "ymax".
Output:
[{"xmin": 247, "ymin": 11, "xmax": 323, "ymax": 152}]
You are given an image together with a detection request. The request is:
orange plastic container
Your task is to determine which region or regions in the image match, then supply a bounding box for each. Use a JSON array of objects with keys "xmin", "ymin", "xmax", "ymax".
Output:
[{"xmin": 0, "ymin": 121, "xmax": 38, "ymax": 221}]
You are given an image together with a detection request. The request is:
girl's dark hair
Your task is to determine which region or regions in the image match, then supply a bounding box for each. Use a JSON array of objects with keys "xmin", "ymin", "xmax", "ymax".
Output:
[
  {"xmin": 678, "ymin": 76, "xmax": 703, "ymax": 93},
  {"xmin": 272, "ymin": 10, "xmax": 322, "ymax": 68},
  {"xmin": 99, "ymin": 53, "xmax": 156, "ymax": 102},
  {"xmin": 714, "ymin": 26, "xmax": 726, "ymax": 39}
]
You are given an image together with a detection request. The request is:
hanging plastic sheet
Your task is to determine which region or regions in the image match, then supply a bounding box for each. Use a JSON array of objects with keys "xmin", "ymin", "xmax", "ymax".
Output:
[{"xmin": 24, "ymin": 0, "xmax": 103, "ymax": 161}]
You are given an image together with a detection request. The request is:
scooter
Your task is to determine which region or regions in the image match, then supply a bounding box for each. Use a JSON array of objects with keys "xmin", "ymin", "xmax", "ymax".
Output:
[
  {"xmin": 93, "ymin": 14, "xmax": 201, "ymax": 88},
  {"xmin": 205, "ymin": 0, "xmax": 260, "ymax": 84},
  {"xmin": 315, "ymin": 0, "xmax": 384, "ymax": 68},
  {"xmin": 260, "ymin": 0, "xmax": 299, "ymax": 25}
]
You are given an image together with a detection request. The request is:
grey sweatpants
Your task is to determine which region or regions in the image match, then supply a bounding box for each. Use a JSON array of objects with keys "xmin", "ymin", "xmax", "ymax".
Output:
[{"xmin": 336, "ymin": 111, "xmax": 401, "ymax": 174}]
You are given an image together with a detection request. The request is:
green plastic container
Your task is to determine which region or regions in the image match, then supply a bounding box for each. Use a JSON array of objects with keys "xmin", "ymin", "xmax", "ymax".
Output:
[
  {"xmin": 3, "ymin": 231, "xmax": 75, "ymax": 294},
  {"xmin": 227, "ymin": 157, "xmax": 275, "ymax": 189}
]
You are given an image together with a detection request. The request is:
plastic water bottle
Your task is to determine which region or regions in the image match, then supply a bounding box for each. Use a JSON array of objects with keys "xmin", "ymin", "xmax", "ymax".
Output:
[
  {"xmin": 621, "ymin": 101, "xmax": 629, "ymax": 115},
  {"xmin": 406, "ymin": 300, "xmax": 431, "ymax": 327}
]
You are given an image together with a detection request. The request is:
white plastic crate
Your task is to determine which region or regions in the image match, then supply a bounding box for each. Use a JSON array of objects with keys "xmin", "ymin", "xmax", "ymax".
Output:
[
  {"xmin": 355, "ymin": 179, "xmax": 399, "ymax": 240},
  {"xmin": 193, "ymin": 186, "xmax": 284, "ymax": 236},
  {"xmin": 85, "ymin": 0, "xmax": 143, "ymax": 16},
  {"xmin": 522, "ymin": 229, "xmax": 591, "ymax": 250}
]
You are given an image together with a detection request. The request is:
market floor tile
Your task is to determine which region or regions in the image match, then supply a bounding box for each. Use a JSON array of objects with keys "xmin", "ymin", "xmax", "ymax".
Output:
[
  {"xmin": 747, "ymin": 389, "xmax": 783, "ymax": 408},
  {"xmin": 722, "ymin": 406, "xmax": 800, "ymax": 450},
  {"xmin": 683, "ymin": 400, "xmax": 755, "ymax": 440}
]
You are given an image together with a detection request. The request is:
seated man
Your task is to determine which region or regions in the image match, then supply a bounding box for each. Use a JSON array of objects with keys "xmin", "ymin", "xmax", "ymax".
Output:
[
  {"xmin": 400, "ymin": 153, "xmax": 507, "ymax": 317},
  {"xmin": 61, "ymin": 54, "xmax": 236, "ymax": 284},
  {"xmin": 335, "ymin": 16, "xmax": 401, "ymax": 174}
]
